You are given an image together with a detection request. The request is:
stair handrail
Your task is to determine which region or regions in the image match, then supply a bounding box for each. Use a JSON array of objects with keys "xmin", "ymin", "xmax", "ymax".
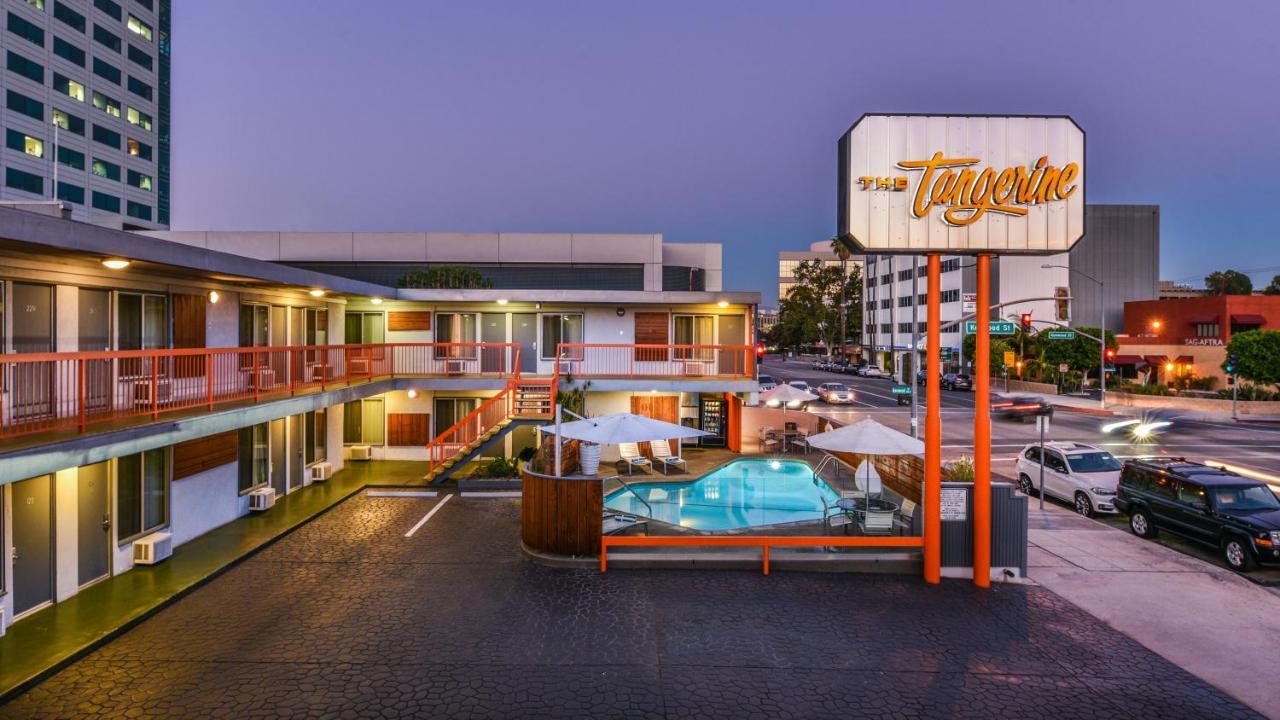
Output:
[
  {"xmin": 603, "ymin": 474, "xmax": 653, "ymax": 518},
  {"xmin": 425, "ymin": 384, "xmax": 515, "ymax": 476}
]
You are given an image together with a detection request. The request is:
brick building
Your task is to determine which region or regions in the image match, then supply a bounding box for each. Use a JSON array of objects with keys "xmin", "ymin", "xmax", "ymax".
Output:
[{"xmin": 1115, "ymin": 295, "xmax": 1277, "ymax": 385}]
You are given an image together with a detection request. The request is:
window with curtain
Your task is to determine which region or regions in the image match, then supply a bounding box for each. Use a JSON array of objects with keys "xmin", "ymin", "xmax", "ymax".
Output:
[
  {"xmin": 673, "ymin": 315, "xmax": 713, "ymax": 360},
  {"xmin": 117, "ymin": 448, "xmax": 168, "ymax": 542},
  {"xmin": 305, "ymin": 410, "xmax": 326, "ymax": 465},
  {"xmin": 343, "ymin": 399, "xmax": 383, "ymax": 445},
  {"xmin": 117, "ymin": 293, "xmax": 167, "ymax": 350},
  {"xmin": 237, "ymin": 424, "xmax": 268, "ymax": 492},
  {"xmin": 435, "ymin": 312, "xmax": 477, "ymax": 358},
  {"xmin": 540, "ymin": 313, "xmax": 583, "ymax": 360}
]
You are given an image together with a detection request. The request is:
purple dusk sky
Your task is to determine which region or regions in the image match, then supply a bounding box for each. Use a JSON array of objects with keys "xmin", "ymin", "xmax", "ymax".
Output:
[{"xmin": 173, "ymin": 1, "xmax": 1280, "ymax": 305}]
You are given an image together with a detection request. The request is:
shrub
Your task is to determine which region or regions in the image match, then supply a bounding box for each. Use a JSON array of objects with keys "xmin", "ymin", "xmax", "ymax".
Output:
[
  {"xmin": 1218, "ymin": 384, "xmax": 1280, "ymax": 401},
  {"xmin": 943, "ymin": 456, "xmax": 975, "ymax": 483},
  {"xmin": 1119, "ymin": 383, "xmax": 1172, "ymax": 396},
  {"xmin": 398, "ymin": 265, "xmax": 493, "ymax": 289},
  {"xmin": 479, "ymin": 456, "xmax": 519, "ymax": 478}
]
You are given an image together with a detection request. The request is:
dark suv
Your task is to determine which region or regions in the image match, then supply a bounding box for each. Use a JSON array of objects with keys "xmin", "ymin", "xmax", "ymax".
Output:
[{"xmin": 1114, "ymin": 457, "xmax": 1280, "ymax": 571}]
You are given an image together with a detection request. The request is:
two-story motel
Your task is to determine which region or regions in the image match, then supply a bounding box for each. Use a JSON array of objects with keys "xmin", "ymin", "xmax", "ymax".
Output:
[{"xmin": 0, "ymin": 204, "xmax": 760, "ymax": 630}]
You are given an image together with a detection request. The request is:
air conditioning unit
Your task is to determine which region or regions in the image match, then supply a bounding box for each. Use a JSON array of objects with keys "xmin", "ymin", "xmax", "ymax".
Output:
[
  {"xmin": 248, "ymin": 487, "xmax": 277, "ymax": 511},
  {"xmin": 0, "ymin": 606, "xmax": 6, "ymax": 636},
  {"xmin": 132, "ymin": 531, "xmax": 173, "ymax": 565},
  {"xmin": 309, "ymin": 462, "xmax": 333, "ymax": 482},
  {"xmin": 445, "ymin": 359, "xmax": 467, "ymax": 375},
  {"xmin": 348, "ymin": 445, "xmax": 372, "ymax": 461}
]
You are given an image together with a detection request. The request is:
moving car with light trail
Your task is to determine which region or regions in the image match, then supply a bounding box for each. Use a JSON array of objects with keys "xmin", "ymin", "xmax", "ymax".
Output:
[
  {"xmin": 816, "ymin": 382, "xmax": 856, "ymax": 404},
  {"xmin": 1015, "ymin": 441, "xmax": 1122, "ymax": 516},
  {"xmin": 1101, "ymin": 411, "xmax": 1175, "ymax": 442},
  {"xmin": 991, "ymin": 395, "xmax": 1053, "ymax": 421},
  {"xmin": 757, "ymin": 374, "xmax": 777, "ymax": 392}
]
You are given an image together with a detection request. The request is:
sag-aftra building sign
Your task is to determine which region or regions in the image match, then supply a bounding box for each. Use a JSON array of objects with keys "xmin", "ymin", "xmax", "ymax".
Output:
[{"xmin": 838, "ymin": 114, "xmax": 1085, "ymax": 255}]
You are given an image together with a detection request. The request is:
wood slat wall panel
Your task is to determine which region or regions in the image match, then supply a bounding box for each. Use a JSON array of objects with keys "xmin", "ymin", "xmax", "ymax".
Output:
[
  {"xmin": 172, "ymin": 294, "xmax": 207, "ymax": 378},
  {"xmin": 520, "ymin": 467, "xmax": 602, "ymax": 556},
  {"xmin": 173, "ymin": 430, "xmax": 237, "ymax": 480},
  {"xmin": 387, "ymin": 413, "xmax": 431, "ymax": 446},
  {"xmin": 631, "ymin": 395, "xmax": 679, "ymax": 455},
  {"xmin": 633, "ymin": 312, "xmax": 668, "ymax": 361},
  {"xmin": 388, "ymin": 311, "xmax": 432, "ymax": 332}
]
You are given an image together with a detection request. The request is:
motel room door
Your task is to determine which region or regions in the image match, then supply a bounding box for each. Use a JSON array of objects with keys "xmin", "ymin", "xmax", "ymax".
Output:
[
  {"xmin": 718, "ymin": 315, "xmax": 746, "ymax": 375},
  {"xmin": 289, "ymin": 414, "xmax": 305, "ymax": 493},
  {"xmin": 79, "ymin": 288, "xmax": 113, "ymax": 414},
  {"xmin": 11, "ymin": 474, "xmax": 54, "ymax": 617},
  {"xmin": 480, "ymin": 313, "xmax": 507, "ymax": 373},
  {"xmin": 512, "ymin": 313, "xmax": 538, "ymax": 374},
  {"xmin": 10, "ymin": 282, "xmax": 55, "ymax": 422},
  {"xmin": 77, "ymin": 461, "xmax": 111, "ymax": 587}
]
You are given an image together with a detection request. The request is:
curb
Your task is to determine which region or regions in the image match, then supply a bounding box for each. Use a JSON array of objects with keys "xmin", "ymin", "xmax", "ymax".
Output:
[{"xmin": 1051, "ymin": 404, "xmax": 1116, "ymax": 416}]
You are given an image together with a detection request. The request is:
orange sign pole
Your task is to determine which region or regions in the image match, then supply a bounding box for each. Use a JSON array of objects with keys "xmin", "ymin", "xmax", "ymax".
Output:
[
  {"xmin": 924, "ymin": 253, "xmax": 942, "ymax": 584},
  {"xmin": 973, "ymin": 254, "xmax": 993, "ymax": 588}
]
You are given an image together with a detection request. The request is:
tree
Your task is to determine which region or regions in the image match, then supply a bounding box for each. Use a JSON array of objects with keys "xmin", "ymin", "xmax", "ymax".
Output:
[
  {"xmin": 962, "ymin": 334, "xmax": 1014, "ymax": 375},
  {"xmin": 1224, "ymin": 329, "xmax": 1280, "ymax": 388},
  {"xmin": 772, "ymin": 259, "xmax": 861, "ymax": 354},
  {"xmin": 1263, "ymin": 275, "xmax": 1280, "ymax": 295},
  {"xmin": 1038, "ymin": 326, "xmax": 1117, "ymax": 383},
  {"xmin": 398, "ymin": 265, "xmax": 493, "ymax": 289},
  {"xmin": 1204, "ymin": 269, "xmax": 1253, "ymax": 296}
]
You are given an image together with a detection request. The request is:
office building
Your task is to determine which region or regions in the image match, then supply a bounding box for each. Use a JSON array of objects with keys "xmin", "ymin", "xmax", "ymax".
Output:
[
  {"xmin": 777, "ymin": 239, "xmax": 861, "ymax": 302},
  {"xmin": 1, "ymin": 0, "xmax": 169, "ymax": 228},
  {"xmin": 0, "ymin": 208, "xmax": 758, "ymax": 629}
]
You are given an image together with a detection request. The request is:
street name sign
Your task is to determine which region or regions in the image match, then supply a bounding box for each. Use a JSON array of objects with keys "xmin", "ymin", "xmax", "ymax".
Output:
[
  {"xmin": 891, "ymin": 385, "xmax": 912, "ymax": 396},
  {"xmin": 1046, "ymin": 330, "xmax": 1076, "ymax": 340},
  {"xmin": 965, "ymin": 320, "xmax": 1016, "ymax": 335}
]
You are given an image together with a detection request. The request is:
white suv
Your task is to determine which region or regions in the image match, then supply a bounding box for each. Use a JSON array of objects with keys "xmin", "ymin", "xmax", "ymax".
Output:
[{"xmin": 1015, "ymin": 441, "xmax": 1122, "ymax": 517}]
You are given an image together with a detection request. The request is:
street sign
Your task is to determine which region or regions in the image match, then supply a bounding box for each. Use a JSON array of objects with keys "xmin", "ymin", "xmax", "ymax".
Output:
[
  {"xmin": 1046, "ymin": 330, "xmax": 1076, "ymax": 340},
  {"xmin": 965, "ymin": 320, "xmax": 1016, "ymax": 335},
  {"xmin": 1003, "ymin": 351, "xmax": 1016, "ymax": 367},
  {"xmin": 1058, "ymin": 363, "xmax": 1070, "ymax": 373},
  {"xmin": 940, "ymin": 347, "xmax": 952, "ymax": 361},
  {"xmin": 891, "ymin": 384, "xmax": 912, "ymax": 396}
]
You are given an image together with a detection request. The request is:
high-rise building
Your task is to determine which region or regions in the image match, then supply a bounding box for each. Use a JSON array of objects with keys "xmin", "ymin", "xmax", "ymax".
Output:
[
  {"xmin": 777, "ymin": 239, "xmax": 861, "ymax": 302},
  {"xmin": 0, "ymin": 0, "xmax": 169, "ymax": 228}
]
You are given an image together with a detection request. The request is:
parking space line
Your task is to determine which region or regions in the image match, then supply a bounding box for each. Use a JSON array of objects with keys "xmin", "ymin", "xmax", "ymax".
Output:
[
  {"xmin": 405, "ymin": 493, "xmax": 453, "ymax": 537},
  {"xmin": 368, "ymin": 490, "xmax": 438, "ymax": 498}
]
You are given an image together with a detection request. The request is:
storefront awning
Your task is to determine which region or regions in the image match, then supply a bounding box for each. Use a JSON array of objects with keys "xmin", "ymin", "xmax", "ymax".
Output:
[
  {"xmin": 1144, "ymin": 355, "xmax": 1169, "ymax": 365},
  {"xmin": 1112, "ymin": 354, "xmax": 1146, "ymax": 365},
  {"xmin": 1230, "ymin": 314, "xmax": 1266, "ymax": 325},
  {"xmin": 1187, "ymin": 314, "xmax": 1219, "ymax": 324},
  {"xmin": 1175, "ymin": 355, "xmax": 1195, "ymax": 364}
]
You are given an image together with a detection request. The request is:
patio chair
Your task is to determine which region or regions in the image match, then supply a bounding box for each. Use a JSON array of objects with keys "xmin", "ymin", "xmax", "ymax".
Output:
[
  {"xmin": 858, "ymin": 507, "xmax": 896, "ymax": 536},
  {"xmin": 618, "ymin": 442, "xmax": 652, "ymax": 475},
  {"xmin": 789, "ymin": 429, "xmax": 810, "ymax": 455},
  {"xmin": 820, "ymin": 495, "xmax": 855, "ymax": 535},
  {"xmin": 649, "ymin": 440, "xmax": 687, "ymax": 474},
  {"xmin": 760, "ymin": 429, "xmax": 780, "ymax": 454},
  {"xmin": 895, "ymin": 499, "xmax": 918, "ymax": 534}
]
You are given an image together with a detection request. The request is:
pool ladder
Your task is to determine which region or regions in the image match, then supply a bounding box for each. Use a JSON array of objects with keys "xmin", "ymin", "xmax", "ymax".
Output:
[{"xmin": 603, "ymin": 474, "xmax": 653, "ymax": 518}]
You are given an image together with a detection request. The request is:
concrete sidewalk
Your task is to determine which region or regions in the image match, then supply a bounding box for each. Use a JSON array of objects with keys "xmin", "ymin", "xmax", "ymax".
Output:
[{"xmin": 1027, "ymin": 504, "xmax": 1280, "ymax": 719}]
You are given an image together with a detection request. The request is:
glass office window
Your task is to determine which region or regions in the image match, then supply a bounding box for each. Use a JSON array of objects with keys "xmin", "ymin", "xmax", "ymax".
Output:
[
  {"xmin": 6, "ymin": 129, "xmax": 43, "ymax": 157},
  {"xmin": 53, "ymin": 3, "xmax": 84, "ymax": 32},
  {"xmin": 92, "ymin": 57, "xmax": 120, "ymax": 84},
  {"xmin": 127, "ymin": 14, "xmax": 152, "ymax": 40},
  {"xmin": 127, "ymin": 137, "xmax": 150, "ymax": 159},
  {"xmin": 8, "ymin": 11, "xmax": 45, "ymax": 44},
  {"xmin": 93, "ymin": 124, "xmax": 121, "ymax": 148},
  {"xmin": 57, "ymin": 145, "xmax": 85, "ymax": 169},
  {"xmin": 6, "ymin": 90, "xmax": 43, "ymax": 120},
  {"xmin": 127, "ymin": 106, "xmax": 151, "ymax": 130},
  {"xmin": 92, "ymin": 158, "xmax": 120, "ymax": 180},
  {"xmin": 7, "ymin": 51, "xmax": 44, "ymax": 83},
  {"xmin": 127, "ymin": 44, "xmax": 152, "ymax": 70},
  {"xmin": 93, "ymin": 24, "xmax": 121, "ymax": 52},
  {"xmin": 94, "ymin": 0, "xmax": 122, "ymax": 20},
  {"xmin": 92, "ymin": 90, "xmax": 121, "ymax": 115},
  {"xmin": 54, "ymin": 72, "xmax": 85, "ymax": 101},
  {"xmin": 5, "ymin": 167, "xmax": 44, "ymax": 194},
  {"xmin": 53, "ymin": 109, "xmax": 85, "ymax": 135},
  {"xmin": 56, "ymin": 181, "xmax": 84, "ymax": 204},
  {"xmin": 127, "ymin": 75, "xmax": 151, "ymax": 101},
  {"xmin": 53, "ymin": 36, "xmax": 86, "ymax": 66},
  {"xmin": 126, "ymin": 200, "xmax": 150, "ymax": 221}
]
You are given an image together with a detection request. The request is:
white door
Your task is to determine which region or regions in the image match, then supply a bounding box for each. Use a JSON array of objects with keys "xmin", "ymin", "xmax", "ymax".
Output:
[{"xmin": 1042, "ymin": 451, "xmax": 1072, "ymax": 500}]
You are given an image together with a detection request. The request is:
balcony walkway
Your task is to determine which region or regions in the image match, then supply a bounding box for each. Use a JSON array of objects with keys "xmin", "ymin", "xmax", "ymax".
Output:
[{"xmin": 0, "ymin": 460, "xmax": 426, "ymax": 703}]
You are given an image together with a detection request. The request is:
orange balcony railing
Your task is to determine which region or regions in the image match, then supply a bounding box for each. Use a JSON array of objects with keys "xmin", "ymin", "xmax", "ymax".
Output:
[
  {"xmin": 553, "ymin": 344, "xmax": 755, "ymax": 379},
  {"xmin": 0, "ymin": 343, "xmax": 518, "ymax": 440},
  {"xmin": 425, "ymin": 384, "xmax": 517, "ymax": 478}
]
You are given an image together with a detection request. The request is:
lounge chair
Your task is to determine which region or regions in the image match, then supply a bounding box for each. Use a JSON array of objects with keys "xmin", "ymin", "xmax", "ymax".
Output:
[
  {"xmin": 618, "ymin": 442, "xmax": 651, "ymax": 475},
  {"xmin": 649, "ymin": 440, "xmax": 686, "ymax": 474},
  {"xmin": 859, "ymin": 507, "xmax": 895, "ymax": 536}
]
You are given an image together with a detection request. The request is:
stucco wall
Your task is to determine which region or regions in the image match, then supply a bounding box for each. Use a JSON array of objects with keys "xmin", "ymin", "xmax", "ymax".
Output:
[{"xmin": 170, "ymin": 461, "xmax": 241, "ymax": 547}]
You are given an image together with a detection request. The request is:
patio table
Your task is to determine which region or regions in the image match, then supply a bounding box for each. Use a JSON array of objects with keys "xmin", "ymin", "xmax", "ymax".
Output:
[{"xmin": 837, "ymin": 497, "xmax": 899, "ymax": 514}]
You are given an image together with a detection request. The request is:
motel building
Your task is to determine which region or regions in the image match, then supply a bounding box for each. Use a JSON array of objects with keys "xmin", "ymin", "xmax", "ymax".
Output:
[
  {"xmin": 1114, "ymin": 294, "xmax": 1278, "ymax": 385},
  {"xmin": 0, "ymin": 204, "xmax": 759, "ymax": 631}
]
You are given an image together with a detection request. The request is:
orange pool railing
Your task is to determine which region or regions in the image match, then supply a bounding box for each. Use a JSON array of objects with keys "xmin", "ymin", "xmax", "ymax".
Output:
[{"xmin": 599, "ymin": 535, "xmax": 925, "ymax": 574}]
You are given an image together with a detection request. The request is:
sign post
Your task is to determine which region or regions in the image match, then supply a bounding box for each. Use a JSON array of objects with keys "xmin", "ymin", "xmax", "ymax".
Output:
[{"xmin": 1036, "ymin": 413, "xmax": 1050, "ymax": 510}]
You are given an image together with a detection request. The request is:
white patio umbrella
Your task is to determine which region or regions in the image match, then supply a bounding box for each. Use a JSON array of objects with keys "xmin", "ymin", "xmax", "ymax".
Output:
[
  {"xmin": 537, "ymin": 412, "xmax": 713, "ymax": 475},
  {"xmin": 806, "ymin": 418, "xmax": 924, "ymax": 515},
  {"xmin": 758, "ymin": 384, "xmax": 818, "ymax": 407}
]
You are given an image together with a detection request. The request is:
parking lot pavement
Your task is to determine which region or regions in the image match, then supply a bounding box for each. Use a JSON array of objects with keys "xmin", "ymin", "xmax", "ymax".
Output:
[
  {"xmin": 1, "ymin": 492, "xmax": 1265, "ymax": 719},
  {"xmin": 1028, "ymin": 504, "xmax": 1280, "ymax": 719}
]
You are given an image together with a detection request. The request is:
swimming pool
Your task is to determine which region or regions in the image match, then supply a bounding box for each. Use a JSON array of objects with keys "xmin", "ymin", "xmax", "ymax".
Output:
[{"xmin": 604, "ymin": 458, "xmax": 839, "ymax": 531}]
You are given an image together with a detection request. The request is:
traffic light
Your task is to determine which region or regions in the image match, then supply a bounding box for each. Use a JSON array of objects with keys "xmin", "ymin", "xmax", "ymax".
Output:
[
  {"xmin": 1225, "ymin": 351, "xmax": 1240, "ymax": 375},
  {"xmin": 755, "ymin": 342, "xmax": 766, "ymax": 358},
  {"xmin": 1020, "ymin": 313, "xmax": 1032, "ymax": 332},
  {"xmin": 1105, "ymin": 348, "xmax": 1116, "ymax": 361}
]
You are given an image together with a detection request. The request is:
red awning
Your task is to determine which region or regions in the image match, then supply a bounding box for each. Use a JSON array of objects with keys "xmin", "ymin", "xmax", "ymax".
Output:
[
  {"xmin": 1144, "ymin": 355, "xmax": 1169, "ymax": 365},
  {"xmin": 1186, "ymin": 314, "xmax": 1219, "ymax": 324},
  {"xmin": 1230, "ymin": 314, "xmax": 1266, "ymax": 325},
  {"xmin": 1175, "ymin": 355, "xmax": 1194, "ymax": 364},
  {"xmin": 1112, "ymin": 354, "xmax": 1145, "ymax": 365}
]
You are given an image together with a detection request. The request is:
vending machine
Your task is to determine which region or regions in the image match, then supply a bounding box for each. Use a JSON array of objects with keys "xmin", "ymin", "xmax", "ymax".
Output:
[{"xmin": 699, "ymin": 396, "xmax": 726, "ymax": 447}]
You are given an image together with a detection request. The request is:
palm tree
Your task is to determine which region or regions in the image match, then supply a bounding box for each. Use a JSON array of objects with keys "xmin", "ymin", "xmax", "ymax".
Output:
[{"xmin": 830, "ymin": 236, "xmax": 853, "ymax": 361}]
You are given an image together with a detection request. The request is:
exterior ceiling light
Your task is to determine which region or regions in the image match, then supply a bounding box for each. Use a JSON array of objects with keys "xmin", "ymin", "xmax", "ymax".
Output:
[
  {"xmin": 208, "ymin": 290, "xmax": 220, "ymax": 304},
  {"xmin": 717, "ymin": 300, "xmax": 729, "ymax": 308},
  {"xmin": 496, "ymin": 298, "xmax": 509, "ymax": 305},
  {"xmin": 101, "ymin": 258, "xmax": 130, "ymax": 270},
  {"xmin": 407, "ymin": 389, "xmax": 418, "ymax": 399},
  {"xmin": 370, "ymin": 297, "xmax": 383, "ymax": 305},
  {"xmin": 309, "ymin": 289, "xmax": 325, "ymax": 297}
]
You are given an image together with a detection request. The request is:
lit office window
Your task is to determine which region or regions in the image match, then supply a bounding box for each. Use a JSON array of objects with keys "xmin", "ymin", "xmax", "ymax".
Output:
[
  {"xmin": 127, "ymin": 14, "xmax": 152, "ymax": 41},
  {"xmin": 54, "ymin": 72, "xmax": 85, "ymax": 101},
  {"xmin": 127, "ymin": 106, "xmax": 152, "ymax": 130},
  {"xmin": 53, "ymin": 108, "xmax": 86, "ymax": 135},
  {"xmin": 92, "ymin": 90, "xmax": 121, "ymax": 116},
  {"xmin": 127, "ymin": 169, "xmax": 151, "ymax": 190},
  {"xmin": 92, "ymin": 158, "xmax": 120, "ymax": 180},
  {"xmin": 127, "ymin": 137, "xmax": 151, "ymax": 159},
  {"xmin": 26, "ymin": 0, "xmax": 45, "ymax": 10},
  {"xmin": 6, "ymin": 129, "xmax": 44, "ymax": 157}
]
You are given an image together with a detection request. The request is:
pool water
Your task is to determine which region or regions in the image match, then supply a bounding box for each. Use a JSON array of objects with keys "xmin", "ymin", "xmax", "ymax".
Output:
[{"xmin": 604, "ymin": 458, "xmax": 839, "ymax": 531}]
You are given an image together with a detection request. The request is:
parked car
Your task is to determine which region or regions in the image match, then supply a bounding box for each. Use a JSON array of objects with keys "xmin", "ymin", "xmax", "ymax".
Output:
[
  {"xmin": 841, "ymin": 362, "xmax": 861, "ymax": 375},
  {"xmin": 942, "ymin": 373, "xmax": 973, "ymax": 391},
  {"xmin": 860, "ymin": 365, "xmax": 885, "ymax": 378},
  {"xmin": 812, "ymin": 359, "xmax": 829, "ymax": 371},
  {"xmin": 816, "ymin": 382, "xmax": 856, "ymax": 404},
  {"xmin": 991, "ymin": 395, "xmax": 1053, "ymax": 420},
  {"xmin": 757, "ymin": 374, "xmax": 777, "ymax": 392},
  {"xmin": 1114, "ymin": 457, "xmax": 1280, "ymax": 571},
  {"xmin": 1015, "ymin": 441, "xmax": 1122, "ymax": 516}
]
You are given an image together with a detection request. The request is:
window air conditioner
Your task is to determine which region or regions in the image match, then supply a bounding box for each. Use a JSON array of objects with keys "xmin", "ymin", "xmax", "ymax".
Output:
[
  {"xmin": 349, "ymin": 445, "xmax": 372, "ymax": 461},
  {"xmin": 309, "ymin": 462, "xmax": 333, "ymax": 482},
  {"xmin": 248, "ymin": 487, "xmax": 277, "ymax": 512},
  {"xmin": 132, "ymin": 531, "xmax": 174, "ymax": 565}
]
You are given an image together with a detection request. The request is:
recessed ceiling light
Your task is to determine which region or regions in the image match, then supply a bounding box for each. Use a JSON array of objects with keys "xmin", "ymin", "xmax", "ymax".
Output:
[
  {"xmin": 309, "ymin": 289, "xmax": 325, "ymax": 297},
  {"xmin": 370, "ymin": 297, "xmax": 383, "ymax": 305},
  {"xmin": 717, "ymin": 300, "xmax": 729, "ymax": 308},
  {"xmin": 102, "ymin": 258, "xmax": 130, "ymax": 270},
  {"xmin": 496, "ymin": 298, "xmax": 509, "ymax": 305}
]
